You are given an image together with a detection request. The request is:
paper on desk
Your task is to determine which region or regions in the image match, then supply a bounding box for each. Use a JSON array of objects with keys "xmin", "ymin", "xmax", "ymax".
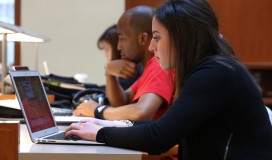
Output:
[
  {"xmin": 0, "ymin": 99, "xmax": 20, "ymax": 110},
  {"xmin": 54, "ymin": 116, "xmax": 94, "ymax": 123}
]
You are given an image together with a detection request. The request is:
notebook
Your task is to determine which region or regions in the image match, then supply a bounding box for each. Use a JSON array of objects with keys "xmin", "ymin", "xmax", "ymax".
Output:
[{"xmin": 9, "ymin": 70, "xmax": 104, "ymax": 145}]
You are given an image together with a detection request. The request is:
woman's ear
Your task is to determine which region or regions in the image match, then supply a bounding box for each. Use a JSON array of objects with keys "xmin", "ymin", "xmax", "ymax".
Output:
[{"xmin": 137, "ymin": 32, "xmax": 149, "ymax": 46}]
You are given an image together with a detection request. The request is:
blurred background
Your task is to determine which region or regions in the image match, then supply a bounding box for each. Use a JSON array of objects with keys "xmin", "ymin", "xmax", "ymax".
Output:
[{"xmin": 1, "ymin": 0, "xmax": 272, "ymax": 108}]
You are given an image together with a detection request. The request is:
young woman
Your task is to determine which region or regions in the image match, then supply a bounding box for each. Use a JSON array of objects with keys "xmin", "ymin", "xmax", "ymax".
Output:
[
  {"xmin": 97, "ymin": 24, "xmax": 121, "ymax": 61},
  {"xmin": 66, "ymin": 0, "xmax": 272, "ymax": 159}
]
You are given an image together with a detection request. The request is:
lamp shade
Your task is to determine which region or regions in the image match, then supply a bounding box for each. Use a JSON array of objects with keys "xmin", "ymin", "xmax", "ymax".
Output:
[
  {"xmin": 0, "ymin": 21, "xmax": 21, "ymax": 34},
  {"xmin": 0, "ymin": 20, "xmax": 49, "ymax": 93},
  {"xmin": 0, "ymin": 21, "xmax": 49, "ymax": 42}
]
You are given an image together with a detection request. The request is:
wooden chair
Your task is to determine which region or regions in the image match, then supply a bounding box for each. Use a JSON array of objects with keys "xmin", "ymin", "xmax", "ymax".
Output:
[
  {"xmin": 0, "ymin": 121, "xmax": 20, "ymax": 160},
  {"xmin": 142, "ymin": 145, "xmax": 178, "ymax": 160}
]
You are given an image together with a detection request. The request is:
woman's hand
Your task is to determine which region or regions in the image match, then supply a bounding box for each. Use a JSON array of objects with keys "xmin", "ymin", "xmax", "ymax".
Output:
[
  {"xmin": 65, "ymin": 122, "xmax": 103, "ymax": 141},
  {"xmin": 65, "ymin": 118, "xmax": 133, "ymax": 141}
]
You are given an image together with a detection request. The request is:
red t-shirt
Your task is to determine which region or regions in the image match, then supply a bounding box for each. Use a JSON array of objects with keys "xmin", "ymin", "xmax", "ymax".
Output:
[{"xmin": 130, "ymin": 57, "xmax": 174, "ymax": 119}]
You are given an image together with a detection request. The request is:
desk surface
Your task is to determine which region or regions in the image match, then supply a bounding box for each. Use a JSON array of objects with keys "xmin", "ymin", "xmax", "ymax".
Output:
[
  {"xmin": 20, "ymin": 124, "xmax": 145, "ymax": 160},
  {"xmin": 0, "ymin": 94, "xmax": 55, "ymax": 102}
]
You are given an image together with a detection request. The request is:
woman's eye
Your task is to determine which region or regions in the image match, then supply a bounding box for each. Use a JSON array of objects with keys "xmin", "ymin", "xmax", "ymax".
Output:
[
  {"xmin": 152, "ymin": 36, "xmax": 160, "ymax": 41},
  {"xmin": 118, "ymin": 36, "xmax": 125, "ymax": 41}
]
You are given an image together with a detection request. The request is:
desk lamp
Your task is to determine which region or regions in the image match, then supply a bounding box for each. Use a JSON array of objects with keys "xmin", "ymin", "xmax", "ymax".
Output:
[{"xmin": 0, "ymin": 21, "xmax": 49, "ymax": 93}]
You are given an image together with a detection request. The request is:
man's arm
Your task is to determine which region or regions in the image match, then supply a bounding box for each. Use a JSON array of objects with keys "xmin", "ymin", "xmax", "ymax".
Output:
[
  {"xmin": 105, "ymin": 60, "xmax": 137, "ymax": 106},
  {"xmin": 103, "ymin": 93, "xmax": 164, "ymax": 120},
  {"xmin": 73, "ymin": 92, "xmax": 164, "ymax": 120},
  {"xmin": 105, "ymin": 72, "xmax": 128, "ymax": 107}
]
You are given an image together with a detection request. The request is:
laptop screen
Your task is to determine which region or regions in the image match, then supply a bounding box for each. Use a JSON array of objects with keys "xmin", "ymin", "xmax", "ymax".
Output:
[{"xmin": 13, "ymin": 76, "xmax": 55, "ymax": 132}]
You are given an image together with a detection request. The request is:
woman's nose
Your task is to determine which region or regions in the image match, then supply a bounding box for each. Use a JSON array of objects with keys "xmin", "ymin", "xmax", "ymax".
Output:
[{"xmin": 149, "ymin": 40, "xmax": 155, "ymax": 52}]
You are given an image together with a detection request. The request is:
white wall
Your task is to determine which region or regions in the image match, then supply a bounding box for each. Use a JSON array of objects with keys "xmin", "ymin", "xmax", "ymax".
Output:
[{"xmin": 21, "ymin": 0, "xmax": 124, "ymax": 85}]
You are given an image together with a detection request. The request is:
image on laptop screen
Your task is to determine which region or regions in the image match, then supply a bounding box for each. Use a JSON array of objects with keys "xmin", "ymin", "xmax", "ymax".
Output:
[{"xmin": 13, "ymin": 76, "xmax": 55, "ymax": 132}]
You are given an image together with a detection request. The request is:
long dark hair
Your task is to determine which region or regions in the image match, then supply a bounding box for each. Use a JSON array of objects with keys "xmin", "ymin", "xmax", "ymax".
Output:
[
  {"xmin": 155, "ymin": 0, "xmax": 235, "ymax": 97},
  {"xmin": 97, "ymin": 24, "xmax": 121, "ymax": 60}
]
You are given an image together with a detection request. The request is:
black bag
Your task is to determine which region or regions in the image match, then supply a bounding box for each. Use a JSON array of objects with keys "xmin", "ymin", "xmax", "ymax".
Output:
[{"xmin": 41, "ymin": 74, "xmax": 107, "ymax": 109}]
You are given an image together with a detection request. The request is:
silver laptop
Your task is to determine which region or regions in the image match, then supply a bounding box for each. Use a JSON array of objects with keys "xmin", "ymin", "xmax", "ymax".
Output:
[{"xmin": 9, "ymin": 70, "xmax": 103, "ymax": 145}]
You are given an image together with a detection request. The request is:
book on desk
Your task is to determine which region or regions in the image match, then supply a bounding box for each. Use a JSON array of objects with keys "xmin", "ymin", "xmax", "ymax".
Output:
[{"xmin": 0, "ymin": 99, "xmax": 77, "ymax": 124}]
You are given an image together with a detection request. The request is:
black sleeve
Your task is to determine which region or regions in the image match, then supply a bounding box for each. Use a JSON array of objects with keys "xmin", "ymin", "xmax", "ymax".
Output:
[
  {"xmin": 97, "ymin": 63, "xmax": 229, "ymax": 154},
  {"xmin": 134, "ymin": 120, "xmax": 153, "ymax": 125}
]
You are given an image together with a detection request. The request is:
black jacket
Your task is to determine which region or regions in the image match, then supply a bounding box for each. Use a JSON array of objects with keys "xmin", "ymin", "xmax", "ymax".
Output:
[{"xmin": 97, "ymin": 56, "xmax": 272, "ymax": 160}]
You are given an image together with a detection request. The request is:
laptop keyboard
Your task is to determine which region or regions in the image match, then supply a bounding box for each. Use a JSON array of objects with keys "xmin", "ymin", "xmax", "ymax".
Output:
[
  {"xmin": 44, "ymin": 132, "xmax": 66, "ymax": 140},
  {"xmin": 44, "ymin": 132, "xmax": 81, "ymax": 141}
]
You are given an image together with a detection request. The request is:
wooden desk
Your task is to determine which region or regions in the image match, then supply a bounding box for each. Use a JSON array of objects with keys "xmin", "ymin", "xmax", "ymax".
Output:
[
  {"xmin": 0, "ymin": 94, "xmax": 55, "ymax": 103},
  {"xmin": 19, "ymin": 124, "xmax": 145, "ymax": 160}
]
